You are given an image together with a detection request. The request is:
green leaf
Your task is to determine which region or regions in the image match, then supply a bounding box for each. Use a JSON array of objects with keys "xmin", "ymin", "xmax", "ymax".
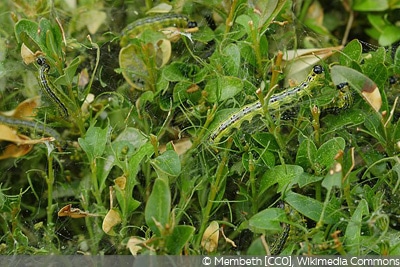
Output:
[
  {"xmin": 14, "ymin": 19, "xmax": 40, "ymax": 49},
  {"xmin": 248, "ymin": 208, "xmax": 287, "ymax": 233},
  {"xmin": 352, "ymin": 0, "xmax": 389, "ymax": 11},
  {"xmin": 221, "ymin": 44, "xmax": 241, "ymax": 76},
  {"xmin": 297, "ymin": 172, "xmax": 324, "ymax": 188},
  {"xmin": 394, "ymin": 46, "xmax": 400, "ymax": 75},
  {"xmin": 295, "ymin": 138, "xmax": 317, "ymax": 170},
  {"xmin": 252, "ymin": 132, "xmax": 280, "ymax": 151},
  {"xmin": 235, "ymin": 14, "xmax": 256, "ymax": 37},
  {"xmin": 165, "ymin": 225, "xmax": 195, "ymax": 254},
  {"xmin": 314, "ymin": 137, "xmax": 345, "ymax": 171},
  {"xmin": 40, "ymin": 18, "xmax": 63, "ymax": 57},
  {"xmin": 78, "ymin": 124, "xmax": 109, "ymax": 162},
  {"xmin": 345, "ymin": 199, "xmax": 369, "ymax": 254},
  {"xmin": 173, "ymin": 81, "xmax": 199, "ymax": 103},
  {"xmin": 284, "ymin": 191, "xmax": 345, "ymax": 224},
  {"xmin": 247, "ymin": 238, "xmax": 267, "ymax": 255},
  {"xmin": 162, "ymin": 62, "xmax": 190, "ymax": 82},
  {"xmin": 151, "ymin": 150, "xmax": 181, "ymax": 177},
  {"xmin": 379, "ymin": 25, "xmax": 400, "ymax": 46},
  {"xmin": 259, "ymin": 165, "xmax": 304, "ymax": 194},
  {"xmin": 162, "ymin": 62, "xmax": 205, "ymax": 83},
  {"xmin": 55, "ymin": 56, "xmax": 80, "ymax": 86},
  {"xmin": 145, "ymin": 178, "xmax": 171, "ymax": 236},
  {"xmin": 118, "ymin": 43, "xmax": 148, "ymax": 90},
  {"xmin": 367, "ymin": 14, "xmax": 387, "ymax": 32},
  {"xmin": 361, "ymin": 47, "xmax": 386, "ymax": 77},
  {"xmin": 340, "ymin": 39, "xmax": 362, "ymax": 66},
  {"xmin": 322, "ymin": 109, "xmax": 365, "ymax": 133},
  {"xmin": 127, "ymin": 142, "xmax": 154, "ymax": 192},
  {"xmin": 257, "ymin": 0, "xmax": 287, "ymax": 33},
  {"xmin": 107, "ymin": 128, "xmax": 150, "ymax": 198},
  {"xmin": 113, "ymin": 127, "xmax": 149, "ymax": 159},
  {"xmin": 253, "ymin": 147, "xmax": 276, "ymax": 169},
  {"xmin": 205, "ymin": 76, "xmax": 243, "ymax": 102},
  {"xmin": 321, "ymin": 163, "xmax": 343, "ymax": 190},
  {"xmin": 115, "ymin": 184, "xmax": 141, "ymax": 219}
]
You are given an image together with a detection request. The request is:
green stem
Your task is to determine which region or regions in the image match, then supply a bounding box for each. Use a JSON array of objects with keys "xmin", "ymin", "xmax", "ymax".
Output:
[
  {"xmin": 249, "ymin": 153, "xmax": 258, "ymax": 214},
  {"xmin": 249, "ymin": 21, "xmax": 263, "ymax": 77},
  {"xmin": 81, "ymin": 186, "xmax": 98, "ymax": 254},
  {"xmin": 91, "ymin": 159, "xmax": 102, "ymax": 205},
  {"xmin": 195, "ymin": 138, "xmax": 233, "ymax": 248},
  {"xmin": 45, "ymin": 150, "xmax": 56, "ymax": 251},
  {"xmin": 311, "ymin": 105, "xmax": 321, "ymax": 146},
  {"xmin": 224, "ymin": 0, "xmax": 239, "ymax": 38}
]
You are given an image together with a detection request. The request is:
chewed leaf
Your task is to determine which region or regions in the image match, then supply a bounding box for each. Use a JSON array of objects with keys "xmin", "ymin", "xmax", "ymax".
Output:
[{"xmin": 331, "ymin": 65, "xmax": 382, "ymax": 112}]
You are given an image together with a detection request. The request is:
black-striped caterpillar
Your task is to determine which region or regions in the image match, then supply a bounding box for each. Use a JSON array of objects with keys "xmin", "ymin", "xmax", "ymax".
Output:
[
  {"xmin": 209, "ymin": 65, "xmax": 326, "ymax": 143},
  {"xmin": 120, "ymin": 13, "xmax": 198, "ymax": 46},
  {"xmin": 0, "ymin": 114, "xmax": 61, "ymax": 140},
  {"xmin": 37, "ymin": 57, "xmax": 69, "ymax": 118}
]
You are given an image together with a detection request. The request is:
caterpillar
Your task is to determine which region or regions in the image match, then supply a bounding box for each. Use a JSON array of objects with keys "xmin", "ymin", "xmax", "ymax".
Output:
[
  {"xmin": 36, "ymin": 57, "xmax": 69, "ymax": 118},
  {"xmin": 270, "ymin": 223, "xmax": 291, "ymax": 255},
  {"xmin": 324, "ymin": 82, "xmax": 353, "ymax": 112},
  {"xmin": 209, "ymin": 65, "xmax": 325, "ymax": 143},
  {"xmin": 120, "ymin": 13, "xmax": 198, "ymax": 46},
  {"xmin": 0, "ymin": 114, "xmax": 61, "ymax": 140}
]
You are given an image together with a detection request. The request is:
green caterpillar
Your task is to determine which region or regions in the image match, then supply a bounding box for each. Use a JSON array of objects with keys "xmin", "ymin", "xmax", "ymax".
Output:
[
  {"xmin": 324, "ymin": 82, "xmax": 353, "ymax": 112},
  {"xmin": 120, "ymin": 13, "xmax": 198, "ymax": 46},
  {"xmin": 209, "ymin": 65, "xmax": 326, "ymax": 143},
  {"xmin": 37, "ymin": 57, "xmax": 69, "ymax": 118}
]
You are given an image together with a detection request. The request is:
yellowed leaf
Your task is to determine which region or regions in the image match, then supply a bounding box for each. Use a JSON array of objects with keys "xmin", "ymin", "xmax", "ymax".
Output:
[
  {"xmin": 79, "ymin": 10, "xmax": 107, "ymax": 34},
  {"xmin": 0, "ymin": 126, "xmax": 32, "ymax": 159},
  {"xmin": 201, "ymin": 221, "xmax": 219, "ymax": 252},
  {"xmin": 114, "ymin": 176, "xmax": 126, "ymax": 190},
  {"xmin": 126, "ymin": 237, "xmax": 145, "ymax": 255},
  {"xmin": 159, "ymin": 138, "xmax": 192, "ymax": 156},
  {"xmin": 146, "ymin": 3, "xmax": 173, "ymax": 14},
  {"xmin": 102, "ymin": 208, "xmax": 122, "ymax": 235},
  {"xmin": 1, "ymin": 97, "xmax": 40, "ymax": 119},
  {"xmin": 307, "ymin": 1, "xmax": 324, "ymax": 26},
  {"xmin": 0, "ymin": 125, "xmax": 54, "ymax": 145},
  {"xmin": 78, "ymin": 68, "xmax": 90, "ymax": 88},
  {"xmin": 20, "ymin": 43, "xmax": 35, "ymax": 65},
  {"xmin": 361, "ymin": 86, "xmax": 382, "ymax": 112},
  {"xmin": 0, "ymin": 141, "xmax": 32, "ymax": 159},
  {"xmin": 156, "ymin": 39, "xmax": 171, "ymax": 67}
]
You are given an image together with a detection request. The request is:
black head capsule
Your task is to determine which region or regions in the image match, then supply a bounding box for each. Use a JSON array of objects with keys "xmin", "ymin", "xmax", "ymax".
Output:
[
  {"xmin": 336, "ymin": 82, "xmax": 349, "ymax": 91},
  {"xmin": 313, "ymin": 65, "xmax": 324, "ymax": 74},
  {"xmin": 36, "ymin": 57, "xmax": 50, "ymax": 72},
  {"xmin": 389, "ymin": 76, "xmax": 397, "ymax": 85},
  {"xmin": 187, "ymin": 21, "xmax": 198, "ymax": 28},
  {"xmin": 36, "ymin": 57, "xmax": 46, "ymax": 66}
]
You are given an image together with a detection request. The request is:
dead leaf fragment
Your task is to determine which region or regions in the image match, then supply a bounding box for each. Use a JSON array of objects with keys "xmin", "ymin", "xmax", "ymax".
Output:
[
  {"xmin": 126, "ymin": 237, "xmax": 145, "ymax": 255},
  {"xmin": 0, "ymin": 125, "xmax": 32, "ymax": 159},
  {"xmin": 201, "ymin": 221, "xmax": 220, "ymax": 252},
  {"xmin": 221, "ymin": 226, "xmax": 237, "ymax": 248},
  {"xmin": 1, "ymin": 97, "xmax": 40, "ymax": 119},
  {"xmin": 20, "ymin": 43, "xmax": 35, "ymax": 65},
  {"xmin": 102, "ymin": 208, "xmax": 122, "ymax": 235},
  {"xmin": 58, "ymin": 204, "xmax": 100, "ymax": 219}
]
